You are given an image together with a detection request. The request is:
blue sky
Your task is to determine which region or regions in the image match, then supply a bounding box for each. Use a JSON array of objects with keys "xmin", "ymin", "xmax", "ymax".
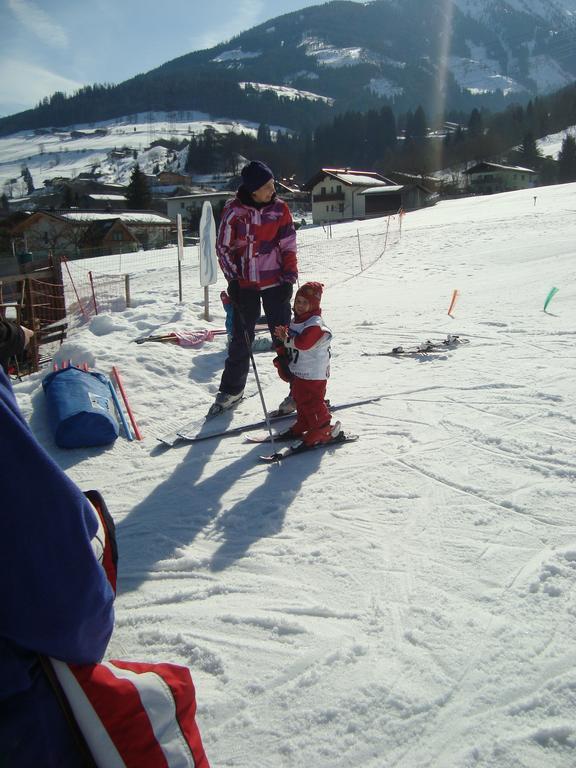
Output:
[{"xmin": 0, "ymin": 0, "xmax": 358, "ymax": 117}]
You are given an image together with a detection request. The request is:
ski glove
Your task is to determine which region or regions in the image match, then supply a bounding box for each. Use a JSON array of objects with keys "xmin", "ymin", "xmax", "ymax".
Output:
[{"xmin": 273, "ymin": 354, "xmax": 293, "ymax": 383}]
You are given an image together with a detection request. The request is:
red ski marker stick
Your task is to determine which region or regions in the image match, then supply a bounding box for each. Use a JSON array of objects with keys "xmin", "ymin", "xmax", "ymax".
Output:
[
  {"xmin": 111, "ymin": 366, "xmax": 143, "ymax": 440},
  {"xmin": 447, "ymin": 289, "xmax": 459, "ymax": 318}
]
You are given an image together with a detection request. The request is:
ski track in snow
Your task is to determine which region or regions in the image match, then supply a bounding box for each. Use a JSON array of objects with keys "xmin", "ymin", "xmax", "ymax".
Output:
[{"xmin": 13, "ymin": 183, "xmax": 576, "ymax": 766}]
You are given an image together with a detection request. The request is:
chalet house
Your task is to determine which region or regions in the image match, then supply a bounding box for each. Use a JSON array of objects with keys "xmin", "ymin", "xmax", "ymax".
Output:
[
  {"xmin": 275, "ymin": 180, "xmax": 309, "ymax": 208},
  {"xmin": 78, "ymin": 219, "xmax": 137, "ymax": 253},
  {"xmin": 463, "ymin": 162, "xmax": 538, "ymax": 195},
  {"xmin": 81, "ymin": 193, "xmax": 128, "ymax": 210},
  {"xmin": 166, "ymin": 191, "xmax": 235, "ymax": 230},
  {"xmin": 386, "ymin": 171, "xmax": 439, "ymax": 191},
  {"xmin": 153, "ymin": 171, "xmax": 193, "ymax": 187},
  {"xmin": 305, "ymin": 168, "xmax": 434, "ymax": 225},
  {"xmin": 11, "ymin": 210, "xmax": 171, "ymax": 258}
]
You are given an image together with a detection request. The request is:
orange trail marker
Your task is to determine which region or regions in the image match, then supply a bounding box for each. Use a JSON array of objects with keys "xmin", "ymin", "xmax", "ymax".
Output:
[{"xmin": 447, "ymin": 289, "xmax": 459, "ymax": 317}]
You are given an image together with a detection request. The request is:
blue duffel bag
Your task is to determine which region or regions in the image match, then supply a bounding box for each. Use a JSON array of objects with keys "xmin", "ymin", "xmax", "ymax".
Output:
[{"xmin": 42, "ymin": 367, "xmax": 119, "ymax": 448}]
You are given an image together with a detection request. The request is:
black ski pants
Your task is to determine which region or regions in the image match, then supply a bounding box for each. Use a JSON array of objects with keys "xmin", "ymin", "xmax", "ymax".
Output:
[{"xmin": 219, "ymin": 284, "xmax": 293, "ymax": 395}]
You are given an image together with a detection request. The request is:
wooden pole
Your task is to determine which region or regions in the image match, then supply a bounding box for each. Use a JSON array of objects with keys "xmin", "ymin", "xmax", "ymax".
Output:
[
  {"xmin": 176, "ymin": 214, "xmax": 184, "ymax": 303},
  {"xmin": 88, "ymin": 271, "xmax": 98, "ymax": 315}
]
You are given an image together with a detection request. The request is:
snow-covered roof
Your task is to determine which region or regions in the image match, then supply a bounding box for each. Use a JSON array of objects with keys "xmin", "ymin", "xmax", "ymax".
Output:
[
  {"xmin": 168, "ymin": 191, "xmax": 234, "ymax": 201},
  {"xmin": 335, "ymin": 173, "xmax": 390, "ymax": 186},
  {"xmin": 465, "ymin": 162, "xmax": 536, "ymax": 175},
  {"xmin": 88, "ymin": 194, "xmax": 127, "ymax": 201},
  {"xmin": 62, "ymin": 212, "xmax": 171, "ymax": 224},
  {"xmin": 359, "ymin": 185, "xmax": 404, "ymax": 195}
]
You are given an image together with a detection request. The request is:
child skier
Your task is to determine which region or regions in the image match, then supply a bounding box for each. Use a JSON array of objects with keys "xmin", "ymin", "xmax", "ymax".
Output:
[{"xmin": 274, "ymin": 282, "xmax": 340, "ymax": 446}]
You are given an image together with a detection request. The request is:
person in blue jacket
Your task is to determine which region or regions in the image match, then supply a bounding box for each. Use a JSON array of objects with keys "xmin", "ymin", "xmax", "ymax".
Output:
[{"xmin": 0, "ymin": 319, "xmax": 116, "ymax": 766}]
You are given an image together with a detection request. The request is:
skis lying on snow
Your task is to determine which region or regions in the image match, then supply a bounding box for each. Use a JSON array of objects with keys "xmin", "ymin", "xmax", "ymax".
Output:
[
  {"xmin": 134, "ymin": 324, "xmax": 268, "ymax": 347},
  {"xmin": 156, "ymin": 395, "xmax": 384, "ymax": 448},
  {"xmin": 362, "ymin": 334, "xmax": 469, "ymax": 357},
  {"xmin": 258, "ymin": 430, "xmax": 359, "ymax": 463},
  {"xmin": 156, "ymin": 394, "xmax": 259, "ymax": 447}
]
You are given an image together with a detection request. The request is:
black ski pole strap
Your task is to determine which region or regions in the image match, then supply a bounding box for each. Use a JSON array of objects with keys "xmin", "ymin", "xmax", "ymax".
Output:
[{"xmin": 232, "ymin": 299, "xmax": 276, "ymax": 449}]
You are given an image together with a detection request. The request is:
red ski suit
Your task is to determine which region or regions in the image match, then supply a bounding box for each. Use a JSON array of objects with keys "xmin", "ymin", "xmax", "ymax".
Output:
[{"xmin": 282, "ymin": 310, "xmax": 332, "ymax": 443}]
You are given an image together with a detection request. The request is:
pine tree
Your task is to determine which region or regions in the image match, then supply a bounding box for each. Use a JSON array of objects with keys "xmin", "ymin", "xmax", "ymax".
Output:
[
  {"xmin": 412, "ymin": 106, "xmax": 428, "ymax": 140},
  {"xmin": 126, "ymin": 164, "xmax": 151, "ymax": 209},
  {"xmin": 518, "ymin": 132, "xmax": 542, "ymax": 168},
  {"xmin": 558, "ymin": 134, "xmax": 576, "ymax": 182},
  {"xmin": 257, "ymin": 123, "xmax": 272, "ymax": 145},
  {"xmin": 21, "ymin": 166, "xmax": 34, "ymax": 195},
  {"xmin": 468, "ymin": 108, "xmax": 483, "ymax": 137}
]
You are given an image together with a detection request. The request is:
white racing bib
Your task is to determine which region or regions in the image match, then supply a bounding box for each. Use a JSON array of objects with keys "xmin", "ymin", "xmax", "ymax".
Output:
[{"xmin": 285, "ymin": 316, "xmax": 332, "ymax": 380}]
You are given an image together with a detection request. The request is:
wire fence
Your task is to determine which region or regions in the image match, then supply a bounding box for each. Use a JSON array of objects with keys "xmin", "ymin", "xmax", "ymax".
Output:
[{"xmin": 60, "ymin": 213, "xmax": 404, "ymax": 329}]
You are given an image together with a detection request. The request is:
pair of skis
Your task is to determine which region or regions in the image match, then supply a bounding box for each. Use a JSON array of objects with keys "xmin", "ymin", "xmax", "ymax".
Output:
[
  {"xmin": 363, "ymin": 334, "xmax": 469, "ymax": 357},
  {"xmin": 247, "ymin": 423, "xmax": 359, "ymax": 463},
  {"xmin": 156, "ymin": 397, "xmax": 374, "ymax": 461}
]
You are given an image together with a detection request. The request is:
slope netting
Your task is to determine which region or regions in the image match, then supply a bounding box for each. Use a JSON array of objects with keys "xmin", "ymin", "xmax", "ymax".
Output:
[{"xmin": 61, "ymin": 214, "xmax": 403, "ymax": 329}]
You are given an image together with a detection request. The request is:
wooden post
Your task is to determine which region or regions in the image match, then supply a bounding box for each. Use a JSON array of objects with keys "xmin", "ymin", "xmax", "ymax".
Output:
[
  {"xmin": 88, "ymin": 271, "xmax": 99, "ymax": 315},
  {"xmin": 24, "ymin": 277, "xmax": 40, "ymax": 372},
  {"xmin": 176, "ymin": 214, "xmax": 184, "ymax": 303},
  {"xmin": 124, "ymin": 274, "xmax": 131, "ymax": 308},
  {"xmin": 204, "ymin": 286, "xmax": 210, "ymax": 321},
  {"xmin": 383, "ymin": 216, "xmax": 391, "ymax": 254}
]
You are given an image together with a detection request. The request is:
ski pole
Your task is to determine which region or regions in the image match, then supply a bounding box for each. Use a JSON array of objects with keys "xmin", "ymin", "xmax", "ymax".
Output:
[
  {"xmin": 108, "ymin": 379, "xmax": 134, "ymax": 441},
  {"xmin": 233, "ymin": 302, "xmax": 276, "ymax": 455},
  {"xmin": 111, "ymin": 366, "xmax": 143, "ymax": 441}
]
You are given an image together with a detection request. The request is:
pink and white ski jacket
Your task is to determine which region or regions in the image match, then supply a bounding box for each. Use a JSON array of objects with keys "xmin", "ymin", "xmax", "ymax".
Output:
[{"xmin": 216, "ymin": 195, "xmax": 298, "ymax": 289}]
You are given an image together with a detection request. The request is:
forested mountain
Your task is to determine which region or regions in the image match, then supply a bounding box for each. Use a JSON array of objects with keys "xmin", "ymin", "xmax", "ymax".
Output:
[{"xmin": 1, "ymin": 0, "xmax": 576, "ymax": 136}]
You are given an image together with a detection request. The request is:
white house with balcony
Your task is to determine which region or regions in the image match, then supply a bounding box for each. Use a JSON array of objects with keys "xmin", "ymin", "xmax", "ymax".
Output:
[
  {"xmin": 166, "ymin": 191, "xmax": 235, "ymax": 230},
  {"xmin": 304, "ymin": 168, "xmax": 397, "ymax": 225}
]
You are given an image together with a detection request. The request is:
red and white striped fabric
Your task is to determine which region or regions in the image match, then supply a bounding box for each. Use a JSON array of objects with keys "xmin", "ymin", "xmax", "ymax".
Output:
[{"xmin": 51, "ymin": 658, "xmax": 210, "ymax": 768}]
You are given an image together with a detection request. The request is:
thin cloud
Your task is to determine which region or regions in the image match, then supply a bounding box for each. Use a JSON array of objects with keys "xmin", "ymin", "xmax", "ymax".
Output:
[
  {"xmin": 8, "ymin": 0, "xmax": 68, "ymax": 49},
  {"xmin": 0, "ymin": 58, "xmax": 82, "ymax": 110}
]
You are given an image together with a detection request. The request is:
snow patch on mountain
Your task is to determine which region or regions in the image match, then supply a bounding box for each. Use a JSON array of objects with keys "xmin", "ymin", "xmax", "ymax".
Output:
[
  {"xmin": 300, "ymin": 36, "xmax": 382, "ymax": 68},
  {"xmin": 285, "ymin": 70, "xmax": 320, "ymax": 82},
  {"xmin": 239, "ymin": 82, "xmax": 334, "ymax": 104},
  {"xmin": 449, "ymin": 54, "xmax": 527, "ymax": 96},
  {"xmin": 454, "ymin": 0, "xmax": 576, "ymax": 21},
  {"xmin": 367, "ymin": 78, "xmax": 404, "ymax": 99},
  {"xmin": 527, "ymin": 54, "xmax": 575, "ymax": 91},
  {"xmin": 538, "ymin": 125, "xmax": 576, "ymax": 158},
  {"xmin": 211, "ymin": 49, "xmax": 261, "ymax": 63}
]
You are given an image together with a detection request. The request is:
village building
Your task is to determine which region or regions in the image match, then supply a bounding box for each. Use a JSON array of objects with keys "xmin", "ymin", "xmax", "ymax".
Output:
[
  {"xmin": 166, "ymin": 191, "xmax": 235, "ymax": 231},
  {"xmin": 274, "ymin": 180, "xmax": 310, "ymax": 208},
  {"xmin": 463, "ymin": 162, "xmax": 538, "ymax": 195},
  {"xmin": 304, "ymin": 169, "xmax": 394, "ymax": 224},
  {"xmin": 10, "ymin": 210, "xmax": 171, "ymax": 259},
  {"xmin": 152, "ymin": 171, "xmax": 194, "ymax": 187},
  {"xmin": 304, "ymin": 168, "xmax": 436, "ymax": 224},
  {"xmin": 81, "ymin": 193, "xmax": 128, "ymax": 210}
]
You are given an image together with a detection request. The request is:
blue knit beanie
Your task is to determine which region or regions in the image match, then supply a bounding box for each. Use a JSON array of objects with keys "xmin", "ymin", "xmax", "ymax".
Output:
[{"xmin": 241, "ymin": 160, "xmax": 274, "ymax": 193}]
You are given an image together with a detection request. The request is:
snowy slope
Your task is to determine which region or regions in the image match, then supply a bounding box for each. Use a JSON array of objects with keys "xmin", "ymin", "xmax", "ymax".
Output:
[
  {"xmin": 0, "ymin": 110, "xmax": 285, "ymax": 193},
  {"xmin": 538, "ymin": 125, "xmax": 576, "ymax": 158},
  {"xmin": 12, "ymin": 183, "xmax": 576, "ymax": 767}
]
